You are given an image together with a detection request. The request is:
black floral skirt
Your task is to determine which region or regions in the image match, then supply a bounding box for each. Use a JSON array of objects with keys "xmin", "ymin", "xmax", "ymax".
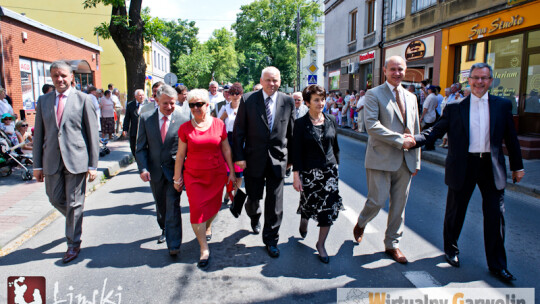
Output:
[{"xmin": 297, "ymin": 164, "xmax": 343, "ymax": 227}]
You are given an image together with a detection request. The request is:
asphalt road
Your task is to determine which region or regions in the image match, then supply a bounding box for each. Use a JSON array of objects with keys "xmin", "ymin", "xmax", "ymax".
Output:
[{"xmin": 1, "ymin": 136, "xmax": 538, "ymax": 303}]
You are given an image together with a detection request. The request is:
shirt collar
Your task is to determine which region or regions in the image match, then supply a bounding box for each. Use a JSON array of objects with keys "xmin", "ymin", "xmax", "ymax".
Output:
[
  {"xmin": 471, "ymin": 91, "xmax": 489, "ymax": 103},
  {"xmin": 386, "ymin": 81, "xmax": 401, "ymax": 93},
  {"xmin": 262, "ymin": 90, "xmax": 278, "ymax": 102},
  {"xmin": 158, "ymin": 109, "xmax": 172, "ymax": 121},
  {"xmin": 56, "ymin": 87, "xmax": 72, "ymax": 98}
]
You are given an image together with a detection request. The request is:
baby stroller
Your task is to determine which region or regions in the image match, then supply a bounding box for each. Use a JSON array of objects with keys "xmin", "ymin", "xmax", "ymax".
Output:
[
  {"xmin": 0, "ymin": 129, "xmax": 33, "ymax": 180},
  {"xmin": 99, "ymin": 137, "xmax": 110, "ymax": 157}
]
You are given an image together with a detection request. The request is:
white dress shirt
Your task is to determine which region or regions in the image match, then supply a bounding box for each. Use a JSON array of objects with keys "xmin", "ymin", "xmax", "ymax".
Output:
[
  {"xmin": 386, "ymin": 81, "xmax": 406, "ymax": 117},
  {"xmin": 55, "ymin": 87, "xmax": 72, "ymax": 121},
  {"xmin": 469, "ymin": 92, "xmax": 490, "ymax": 153},
  {"xmin": 158, "ymin": 110, "xmax": 172, "ymax": 131},
  {"xmin": 262, "ymin": 90, "xmax": 278, "ymax": 130},
  {"xmin": 0, "ymin": 99, "xmax": 14, "ymax": 116}
]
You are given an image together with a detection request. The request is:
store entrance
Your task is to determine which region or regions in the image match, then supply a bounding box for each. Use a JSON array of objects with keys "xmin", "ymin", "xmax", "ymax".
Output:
[{"xmin": 520, "ymin": 51, "xmax": 540, "ymax": 135}]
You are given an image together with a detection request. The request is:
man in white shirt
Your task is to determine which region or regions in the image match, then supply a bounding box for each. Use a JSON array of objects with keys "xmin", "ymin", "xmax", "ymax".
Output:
[
  {"xmin": 111, "ymin": 88, "xmax": 123, "ymax": 135},
  {"xmin": 420, "ymin": 85, "xmax": 438, "ymax": 150},
  {"xmin": 292, "ymin": 92, "xmax": 308, "ymax": 120},
  {"xmin": 208, "ymin": 81, "xmax": 225, "ymax": 116},
  {"xmin": 356, "ymin": 90, "xmax": 366, "ymax": 132},
  {"xmin": 414, "ymin": 63, "xmax": 524, "ymax": 282},
  {"xmin": 0, "ymin": 88, "xmax": 14, "ymax": 116}
]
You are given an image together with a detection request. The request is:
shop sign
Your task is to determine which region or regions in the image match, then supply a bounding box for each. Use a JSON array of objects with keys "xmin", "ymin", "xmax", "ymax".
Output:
[
  {"xmin": 329, "ymin": 70, "xmax": 340, "ymax": 90},
  {"xmin": 405, "ymin": 40, "xmax": 426, "ymax": 61},
  {"xmin": 19, "ymin": 58, "xmax": 35, "ymax": 110},
  {"xmin": 359, "ymin": 51, "xmax": 375, "ymax": 63},
  {"xmin": 469, "ymin": 15, "xmax": 525, "ymax": 39}
]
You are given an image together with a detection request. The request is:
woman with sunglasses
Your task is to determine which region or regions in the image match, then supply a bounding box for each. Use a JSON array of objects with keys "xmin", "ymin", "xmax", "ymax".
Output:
[
  {"xmin": 15, "ymin": 120, "xmax": 33, "ymax": 151},
  {"xmin": 217, "ymin": 82, "xmax": 244, "ymax": 201},
  {"xmin": 173, "ymin": 89, "xmax": 236, "ymax": 268}
]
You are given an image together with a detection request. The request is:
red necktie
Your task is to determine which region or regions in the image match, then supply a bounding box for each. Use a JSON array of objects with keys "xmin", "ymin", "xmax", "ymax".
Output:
[
  {"xmin": 56, "ymin": 94, "xmax": 65, "ymax": 126},
  {"xmin": 161, "ymin": 116, "xmax": 168, "ymax": 143}
]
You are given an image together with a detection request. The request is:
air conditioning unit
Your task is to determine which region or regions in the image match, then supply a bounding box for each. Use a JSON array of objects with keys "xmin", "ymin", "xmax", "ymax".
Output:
[{"xmin": 348, "ymin": 63, "xmax": 354, "ymax": 74}]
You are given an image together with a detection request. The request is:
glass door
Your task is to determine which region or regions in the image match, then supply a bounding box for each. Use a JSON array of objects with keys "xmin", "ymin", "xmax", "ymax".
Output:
[{"xmin": 519, "ymin": 30, "xmax": 540, "ymax": 135}]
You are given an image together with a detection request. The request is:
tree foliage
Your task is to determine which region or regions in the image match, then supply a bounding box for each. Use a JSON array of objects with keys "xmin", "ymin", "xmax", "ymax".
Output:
[
  {"xmin": 205, "ymin": 28, "xmax": 239, "ymax": 85},
  {"xmin": 175, "ymin": 45, "xmax": 215, "ymax": 90},
  {"xmin": 233, "ymin": 0, "xmax": 321, "ymax": 88},
  {"xmin": 157, "ymin": 19, "xmax": 199, "ymax": 75}
]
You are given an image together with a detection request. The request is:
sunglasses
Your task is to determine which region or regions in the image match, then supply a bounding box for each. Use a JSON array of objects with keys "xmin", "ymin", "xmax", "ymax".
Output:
[
  {"xmin": 229, "ymin": 92, "xmax": 241, "ymax": 96},
  {"xmin": 22, "ymin": 124, "xmax": 28, "ymax": 127},
  {"xmin": 4, "ymin": 118, "xmax": 12, "ymax": 121},
  {"xmin": 188, "ymin": 102, "xmax": 207, "ymax": 108}
]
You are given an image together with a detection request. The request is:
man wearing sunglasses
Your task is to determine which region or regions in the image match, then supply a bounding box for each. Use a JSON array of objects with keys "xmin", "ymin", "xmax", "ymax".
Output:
[{"xmin": 233, "ymin": 66, "xmax": 295, "ymax": 258}]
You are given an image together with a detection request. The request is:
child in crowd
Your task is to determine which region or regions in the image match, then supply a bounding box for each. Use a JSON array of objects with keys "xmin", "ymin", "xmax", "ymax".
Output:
[{"xmin": 331, "ymin": 103, "xmax": 341, "ymax": 126}]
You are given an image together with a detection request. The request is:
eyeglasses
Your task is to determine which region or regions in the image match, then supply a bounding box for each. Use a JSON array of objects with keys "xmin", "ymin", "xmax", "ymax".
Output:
[
  {"xmin": 229, "ymin": 92, "xmax": 242, "ymax": 96},
  {"xmin": 294, "ymin": 98, "xmax": 302, "ymax": 101},
  {"xmin": 22, "ymin": 124, "xmax": 28, "ymax": 127},
  {"xmin": 469, "ymin": 76, "xmax": 492, "ymax": 81},
  {"xmin": 3, "ymin": 118, "xmax": 12, "ymax": 121},
  {"xmin": 188, "ymin": 102, "xmax": 207, "ymax": 108}
]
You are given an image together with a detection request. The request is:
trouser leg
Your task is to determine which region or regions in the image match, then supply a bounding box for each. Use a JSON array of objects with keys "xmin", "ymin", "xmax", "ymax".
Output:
[
  {"xmin": 384, "ymin": 162, "xmax": 412, "ymax": 249},
  {"xmin": 164, "ymin": 181, "xmax": 182, "ymax": 250},
  {"xmin": 357, "ymin": 168, "xmax": 391, "ymax": 228}
]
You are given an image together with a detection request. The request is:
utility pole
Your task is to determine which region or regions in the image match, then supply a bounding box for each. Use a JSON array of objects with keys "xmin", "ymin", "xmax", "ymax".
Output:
[{"xmin": 296, "ymin": 6, "xmax": 301, "ymax": 92}]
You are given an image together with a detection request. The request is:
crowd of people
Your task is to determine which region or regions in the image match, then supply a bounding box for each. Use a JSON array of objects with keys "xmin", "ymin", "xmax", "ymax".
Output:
[{"xmin": 16, "ymin": 57, "xmax": 525, "ymax": 284}]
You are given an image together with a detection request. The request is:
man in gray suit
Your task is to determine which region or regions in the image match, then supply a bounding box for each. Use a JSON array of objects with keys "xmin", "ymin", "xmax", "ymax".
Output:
[
  {"xmin": 353, "ymin": 56, "xmax": 420, "ymax": 264},
  {"xmin": 33, "ymin": 60, "xmax": 99, "ymax": 263},
  {"xmin": 136, "ymin": 84, "xmax": 190, "ymax": 256}
]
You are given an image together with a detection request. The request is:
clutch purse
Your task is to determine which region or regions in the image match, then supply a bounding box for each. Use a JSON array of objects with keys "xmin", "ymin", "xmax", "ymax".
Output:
[{"xmin": 230, "ymin": 188, "xmax": 247, "ymax": 218}]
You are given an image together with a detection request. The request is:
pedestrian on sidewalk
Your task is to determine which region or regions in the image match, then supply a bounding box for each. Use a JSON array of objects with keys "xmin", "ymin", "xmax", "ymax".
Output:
[
  {"xmin": 99, "ymin": 90, "xmax": 115, "ymax": 141},
  {"xmin": 173, "ymin": 89, "xmax": 236, "ymax": 268},
  {"xmin": 136, "ymin": 84, "xmax": 190, "ymax": 255},
  {"xmin": 292, "ymin": 84, "xmax": 343, "ymax": 264},
  {"xmin": 123, "ymin": 89, "xmax": 146, "ymax": 158},
  {"xmin": 33, "ymin": 60, "xmax": 99, "ymax": 264},
  {"xmin": 353, "ymin": 55, "xmax": 420, "ymax": 264},
  {"xmin": 413, "ymin": 63, "xmax": 525, "ymax": 282}
]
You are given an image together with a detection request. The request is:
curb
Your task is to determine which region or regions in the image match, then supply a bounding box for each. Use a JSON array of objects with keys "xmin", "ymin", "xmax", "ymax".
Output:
[
  {"xmin": 337, "ymin": 128, "xmax": 539, "ymax": 198},
  {"xmin": 87, "ymin": 154, "xmax": 134, "ymax": 191}
]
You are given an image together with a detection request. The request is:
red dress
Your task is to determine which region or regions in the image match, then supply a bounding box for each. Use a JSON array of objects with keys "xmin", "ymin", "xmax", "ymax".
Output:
[{"xmin": 178, "ymin": 118, "xmax": 228, "ymax": 224}]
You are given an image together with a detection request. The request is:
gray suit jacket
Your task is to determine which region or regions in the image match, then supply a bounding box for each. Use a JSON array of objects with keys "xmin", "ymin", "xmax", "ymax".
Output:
[
  {"xmin": 364, "ymin": 83, "xmax": 421, "ymax": 173},
  {"xmin": 33, "ymin": 89, "xmax": 100, "ymax": 175},
  {"xmin": 135, "ymin": 107, "xmax": 190, "ymax": 181}
]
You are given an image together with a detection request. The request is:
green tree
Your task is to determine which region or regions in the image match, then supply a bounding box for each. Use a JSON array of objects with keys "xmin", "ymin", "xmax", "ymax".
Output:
[
  {"xmin": 157, "ymin": 19, "xmax": 199, "ymax": 75},
  {"xmin": 205, "ymin": 28, "xmax": 239, "ymax": 85},
  {"xmin": 233, "ymin": 0, "xmax": 321, "ymax": 88},
  {"xmin": 175, "ymin": 45, "xmax": 215, "ymax": 89},
  {"xmin": 83, "ymin": 0, "xmax": 164, "ymax": 101}
]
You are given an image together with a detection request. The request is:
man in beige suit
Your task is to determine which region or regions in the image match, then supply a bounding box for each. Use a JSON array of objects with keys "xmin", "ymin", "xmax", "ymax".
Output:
[{"xmin": 353, "ymin": 56, "xmax": 420, "ymax": 264}]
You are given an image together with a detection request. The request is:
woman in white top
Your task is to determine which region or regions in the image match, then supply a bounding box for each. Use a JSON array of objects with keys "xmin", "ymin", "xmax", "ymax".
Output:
[
  {"xmin": 218, "ymin": 82, "xmax": 244, "ymax": 201},
  {"xmin": 100, "ymin": 90, "xmax": 116, "ymax": 140}
]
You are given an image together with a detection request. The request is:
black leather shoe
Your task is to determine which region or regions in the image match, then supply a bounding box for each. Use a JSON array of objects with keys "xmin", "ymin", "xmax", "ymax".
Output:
[
  {"xmin": 266, "ymin": 245, "xmax": 280, "ymax": 258},
  {"xmin": 251, "ymin": 219, "xmax": 261, "ymax": 234},
  {"xmin": 157, "ymin": 230, "xmax": 166, "ymax": 244},
  {"xmin": 445, "ymin": 253, "xmax": 460, "ymax": 267},
  {"xmin": 490, "ymin": 268, "xmax": 516, "ymax": 282},
  {"xmin": 197, "ymin": 256, "xmax": 210, "ymax": 268},
  {"xmin": 299, "ymin": 218, "xmax": 308, "ymax": 238},
  {"xmin": 62, "ymin": 246, "xmax": 81, "ymax": 264},
  {"xmin": 318, "ymin": 254, "xmax": 330, "ymax": 264}
]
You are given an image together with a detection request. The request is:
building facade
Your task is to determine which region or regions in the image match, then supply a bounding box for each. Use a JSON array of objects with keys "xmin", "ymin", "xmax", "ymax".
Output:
[
  {"xmin": 1, "ymin": 0, "xmax": 127, "ymax": 93},
  {"xmin": 324, "ymin": 0, "xmax": 383, "ymax": 93},
  {"xmin": 0, "ymin": 7, "xmax": 102, "ymax": 126},
  {"xmin": 299, "ymin": 0, "xmax": 325, "ymax": 91}
]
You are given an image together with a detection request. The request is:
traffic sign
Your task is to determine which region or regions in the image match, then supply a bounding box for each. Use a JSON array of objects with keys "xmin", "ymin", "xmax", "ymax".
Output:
[
  {"xmin": 307, "ymin": 63, "xmax": 318, "ymax": 74},
  {"xmin": 307, "ymin": 75, "xmax": 317, "ymax": 84},
  {"xmin": 164, "ymin": 73, "xmax": 178, "ymax": 86}
]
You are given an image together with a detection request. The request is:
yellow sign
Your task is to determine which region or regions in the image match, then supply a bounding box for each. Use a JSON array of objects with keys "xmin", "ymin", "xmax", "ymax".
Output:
[
  {"xmin": 307, "ymin": 63, "xmax": 318, "ymax": 74},
  {"xmin": 469, "ymin": 15, "xmax": 524, "ymax": 39}
]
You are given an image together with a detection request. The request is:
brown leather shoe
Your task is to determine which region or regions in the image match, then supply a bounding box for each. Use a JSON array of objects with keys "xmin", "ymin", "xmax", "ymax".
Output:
[
  {"xmin": 353, "ymin": 224, "xmax": 365, "ymax": 243},
  {"xmin": 62, "ymin": 246, "xmax": 81, "ymax": 264},
  {"xmin": 385, "ymin": 248, "xmax": 408, "ymax": 264}
]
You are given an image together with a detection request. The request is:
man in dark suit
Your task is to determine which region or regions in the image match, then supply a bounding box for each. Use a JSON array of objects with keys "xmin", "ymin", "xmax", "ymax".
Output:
[
  {"xmin": 414, "ymin": 63, "xmax": 525, "ymax": 282},
  {"xmin": 33, "ymin": 60, "xmax": 99, "ymax": 263},
  {"xmin": 136, "ymin": 84, "xmax": 190, "ymax": 256},
  {"xmin": 233, "ymin": 66, "xmax": 295, "ymax": 258},
  {"xmin": 123, "ymin": 89, "xmax": 147, "ymax": 157}
]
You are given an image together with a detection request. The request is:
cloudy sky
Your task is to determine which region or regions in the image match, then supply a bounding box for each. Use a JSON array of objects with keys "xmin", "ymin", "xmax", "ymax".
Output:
[{"xmin": 144, "ymin": 0, "xmax": 254, "ymax": 42}]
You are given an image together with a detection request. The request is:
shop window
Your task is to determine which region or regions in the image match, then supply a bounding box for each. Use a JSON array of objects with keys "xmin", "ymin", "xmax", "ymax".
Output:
[
  {"xmin": 389, "ymin": 0, "xmax": 406, "ymax": 23},
  {"xmin": 466, "ymin": 44, "xmax": 477, "ymax": 62},
  {"xmin": 411, "ymin": 0, "xmax": 437, "ymax": 13},
  {"xmin": 366, "ymin": 0, "xmax": 375, "ymax": 35},
  {"xmin": 528, "ymin": 30, "xmax": 540, "ymax": 48},
  {"xmin": 524, "ymin": 53, "xmax": 540, "ymax": 113},
  {"xmin": 349, "ymin": 10, "xmax": 357, "ymax": 42},
  {"xmin": 487, "ymin": 34, "xmax": 523, "ymax": 114}
]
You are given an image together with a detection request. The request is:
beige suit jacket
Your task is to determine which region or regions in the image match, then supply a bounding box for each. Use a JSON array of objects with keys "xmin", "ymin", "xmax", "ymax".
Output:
[{"xmin": 364, "ymin": 83, "xmax": 421, "ymax": 173}]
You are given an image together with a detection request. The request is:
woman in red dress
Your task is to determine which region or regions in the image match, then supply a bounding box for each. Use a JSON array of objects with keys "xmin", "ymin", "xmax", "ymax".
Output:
[{"xmin": 173, "ymin": 89, "xmax": 236, "ymax": 268}]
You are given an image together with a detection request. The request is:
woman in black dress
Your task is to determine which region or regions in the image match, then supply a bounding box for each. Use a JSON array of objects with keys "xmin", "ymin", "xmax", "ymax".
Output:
[{"xmin": 292, "ymin": 84, "xmax": 342, "ymax": 264}]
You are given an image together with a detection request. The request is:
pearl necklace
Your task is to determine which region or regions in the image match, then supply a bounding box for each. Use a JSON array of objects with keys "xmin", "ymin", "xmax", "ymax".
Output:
[{"xmin": 192, "ymin": 117, "xmax": 209, "ymax": 128}]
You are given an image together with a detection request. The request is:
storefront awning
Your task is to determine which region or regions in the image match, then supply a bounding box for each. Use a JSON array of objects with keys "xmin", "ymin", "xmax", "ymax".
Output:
[{"xmin": 66, "ymin": 60, "xmax": 92, "ymax": 74}]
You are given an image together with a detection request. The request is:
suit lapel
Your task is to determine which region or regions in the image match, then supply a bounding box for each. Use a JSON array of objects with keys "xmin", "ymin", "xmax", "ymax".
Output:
[
  {"xmin": 256, "ymin": 92, "xmax": 270, "ymax": 130},
  {"xmin": 382, "ymin": 85, "xmax": 404, "ymax": 125},
  {"xmin": 59, "ymin": 91, "xmax": 75, "ymax": 130},
  {"xmin": 273, "ymin": 94, "xmax": 284, "ymax": 132},
  {"xmin": 460, "ymin": 96, "xmax": 471, "ymax": 143},
  {"xmin": 164, "ymin": 111, "xmax": 179, "ymax": 145},
  {"xmin": 488, "ymin": 94, "xmax": 496, "ymax": 141},
  {"xmin": 149, "ymin": 110, "xmax": 162, "ymax": 147}
]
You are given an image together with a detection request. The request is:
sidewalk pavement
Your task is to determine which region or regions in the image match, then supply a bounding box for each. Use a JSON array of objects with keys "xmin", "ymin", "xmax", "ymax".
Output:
[
  {"xmin": 0, "ymin": 139, "xmax": 134, "ymax": 250},
  {"xmin": 337, "ymin": 128, "xmax": 540, "ymax": 198}
]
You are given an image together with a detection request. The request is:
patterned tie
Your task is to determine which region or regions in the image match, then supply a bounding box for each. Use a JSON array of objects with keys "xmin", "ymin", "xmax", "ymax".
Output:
[
  {"xmin": 56, "ymin": 94, "xmax": 65, "ymax": 127},
  {"xmin": 160, "ymin": 116, "xmax": 168, "ymax": 143},
  {"xmin": 264, "ymin": 97, "xmax": 273, "ymax": 127},
  {"xmin": 393, "ymin": 88, "xmax": 410, "ymax": 133}
]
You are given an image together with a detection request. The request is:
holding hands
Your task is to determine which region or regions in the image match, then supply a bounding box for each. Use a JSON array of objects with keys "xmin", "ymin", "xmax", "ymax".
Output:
[{"xmin": 402, "ymin": 134, "xmax": 416, "ymax": 150}]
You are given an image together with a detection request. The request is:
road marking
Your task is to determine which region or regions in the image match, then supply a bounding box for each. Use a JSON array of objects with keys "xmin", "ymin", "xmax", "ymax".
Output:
[
  {"xmin": 403, "ymin": 271, "xmax": 441, "ymax": 287},
  {"xmin": 342, "ymin": 204, "xmax": 378, "ymax": 233}
]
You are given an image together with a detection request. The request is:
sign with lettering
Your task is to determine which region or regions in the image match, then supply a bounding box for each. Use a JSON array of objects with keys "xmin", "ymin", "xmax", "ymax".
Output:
[
  {"xmin": 469, "ymin": 15, "xmax": 525, "ymax": 39},
  {"xmin": 405, "ymin": 40, "xmax": 426, "ymax": 61},
  {"xmin": 359, "ymin": 51, "xmax": 375, "ymax": 63}
]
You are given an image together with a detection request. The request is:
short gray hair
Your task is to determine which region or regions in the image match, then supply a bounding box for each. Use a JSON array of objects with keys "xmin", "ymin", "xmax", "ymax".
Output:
[
  {"xmin": 384, "ymin": 56, "xmax": 406, "ymax": 68},
  {"xmin": 261, "ymin": 66, "xmax": 280, "ymax": 79},
  {"xmin": 209, "ymin": 81, "xmax": 218, "ymax": 87},
  {"xmin": 469, "ymin": 63, "xmax": 493, "ymax": 78},
  {"xmin": 50, "ymin": 60, "xmax": 73, "ymax": 73},
  {"xmin": 292, "ymin": 92, "xmax": 302, "ymax": 99},
  {"xmin": 134, "ymin": 89, "xmax": 144, "ymax": 96},
  {"xmin": 156, "ymin": 84, "xmax": 177, "ymax": 99},
  {"xmin": 187, "ymin": 89, "xmax": 210, "ymax": 103},
  {"xmin": 112, "ymin": 88, "xmax": 120, "ymax": 94}
]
